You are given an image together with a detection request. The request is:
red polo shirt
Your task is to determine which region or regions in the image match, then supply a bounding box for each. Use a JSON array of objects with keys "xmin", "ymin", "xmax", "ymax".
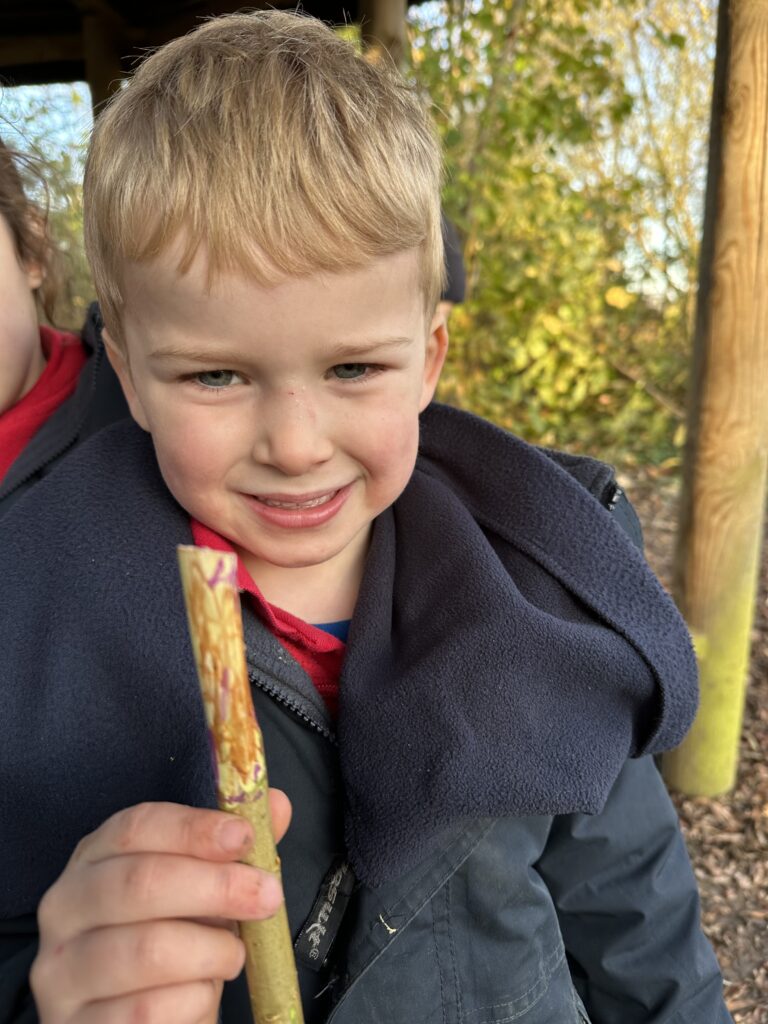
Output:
[
  {"xmin": 190, "ymin": 520, "xmax": 345, "ymax": 717},
  {"xmin": 0, "ymin": 326, "xmax": 87, "ymax": 481}
]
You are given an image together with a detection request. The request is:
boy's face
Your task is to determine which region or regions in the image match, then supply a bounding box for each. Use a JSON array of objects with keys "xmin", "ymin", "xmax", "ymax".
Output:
[
  {"xmin": 0, "ymin": 214, "xmax": 45, "ymax": 415},
  {"xmin": 107, "ymin": 245, "xmax": 447, "ymax": 605}
]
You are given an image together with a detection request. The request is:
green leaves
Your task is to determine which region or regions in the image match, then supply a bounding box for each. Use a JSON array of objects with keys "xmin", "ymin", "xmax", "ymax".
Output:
[{"xmin": 410, "ymin": 0, "xmax": 713, "ymax": 466}]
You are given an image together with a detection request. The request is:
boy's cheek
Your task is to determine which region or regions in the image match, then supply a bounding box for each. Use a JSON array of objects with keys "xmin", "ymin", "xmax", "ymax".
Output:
[
  {"xmin": 364, "ymin": 412, "xmax": 421, "ymax": 483},
  {"xmin": 152, "ymin": 429, "xmax": 214, "ymax": 481},
  {"xmin": 152, "ymin": 446, "xmax": 218, "ymax": 516}
]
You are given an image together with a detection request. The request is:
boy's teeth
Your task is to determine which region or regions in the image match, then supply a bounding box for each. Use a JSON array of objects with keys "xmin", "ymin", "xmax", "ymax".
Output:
[{"xmin": 260, "ymin": 492, "xmax": 335, "ymax": 509}]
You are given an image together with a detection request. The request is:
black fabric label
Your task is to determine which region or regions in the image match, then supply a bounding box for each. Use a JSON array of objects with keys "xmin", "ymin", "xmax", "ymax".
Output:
[{"xmin": 295, "ymin": 858, "xmax": 355, "ymax": 972}]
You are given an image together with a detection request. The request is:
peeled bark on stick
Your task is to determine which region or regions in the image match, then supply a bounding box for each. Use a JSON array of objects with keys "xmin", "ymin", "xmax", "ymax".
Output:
[{"xmin": 178, "ymin": 545, "xmax": 304, "ymax": 1024}]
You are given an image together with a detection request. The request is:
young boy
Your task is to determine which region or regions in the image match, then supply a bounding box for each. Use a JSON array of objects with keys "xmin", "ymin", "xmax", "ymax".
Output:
[{"xmin": 0, "ymin": 12, "xmax": 732, "ymax": 1024}]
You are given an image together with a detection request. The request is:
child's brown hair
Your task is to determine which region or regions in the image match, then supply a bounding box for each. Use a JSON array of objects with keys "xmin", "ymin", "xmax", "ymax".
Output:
[
  {"xmin": 84, "ymin": 10, "xmax": 444, "ymax": 346},
  {"xmin": 0, "ymin": 138, "xmax": 61, "ymax": 323}
]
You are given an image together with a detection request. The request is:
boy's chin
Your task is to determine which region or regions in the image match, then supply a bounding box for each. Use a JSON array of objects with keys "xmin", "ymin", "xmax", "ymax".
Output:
[
  {"xmin": 275, "ymin": 547, "xmax": 361, "ymax": 572},
  {"xmin": 237, "ymin": 524, "xmax": 372, "ymax": 576},
  {"xmin": 237, "ymin": 542, "xmax": 352, "ymax": 573}
]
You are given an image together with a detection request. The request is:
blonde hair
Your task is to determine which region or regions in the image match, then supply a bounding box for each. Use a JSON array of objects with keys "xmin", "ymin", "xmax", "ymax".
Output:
[{"xmin": 84, "ymin": 10, "xmax": 444, "ymax": 344}]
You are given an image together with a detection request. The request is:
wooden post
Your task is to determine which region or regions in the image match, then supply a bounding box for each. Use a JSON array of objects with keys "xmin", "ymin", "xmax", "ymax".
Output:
[
  {"xmin": 663, "ymin": 0, "xmax": 768, "ymax": 795},
  {"xmin": 360, "ymin": 0, "xmax": 409, "ymax": 69},
  {"xmin": 80, "ymin": 7, "xmax": 127, "ymax": 113}
]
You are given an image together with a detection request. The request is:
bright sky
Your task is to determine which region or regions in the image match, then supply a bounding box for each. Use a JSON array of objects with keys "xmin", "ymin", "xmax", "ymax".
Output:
[{"xmin": 0, "ymin": 81, "xmax": 93, "ymax": 168}]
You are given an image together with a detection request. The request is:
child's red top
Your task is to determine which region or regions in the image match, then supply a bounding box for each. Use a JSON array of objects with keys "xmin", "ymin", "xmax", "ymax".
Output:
[
  {"xmin": 190, "ymin": 519, "xmax": 345, "ymax": 717},
  {"xmin": 0, "ymin": 327, "xmax": 87, "ymax": 480}
]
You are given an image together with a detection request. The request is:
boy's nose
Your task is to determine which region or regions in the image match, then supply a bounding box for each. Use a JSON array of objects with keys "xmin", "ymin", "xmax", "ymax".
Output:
[{"xmin": 253, "ymin": 392, "xmax": 334, "ymax": 476}]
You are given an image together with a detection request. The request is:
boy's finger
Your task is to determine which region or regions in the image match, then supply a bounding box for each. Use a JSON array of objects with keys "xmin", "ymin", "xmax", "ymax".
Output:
[
  {"xmin": 33, "ymin": 919, "xmax": 244, "ymax": 1012},
  {"xmin": 70, "ymin": 803, "xmax": 253, "ymax": 866},
  {"xmin": 70, "ymin": 979, "xmax": 222, "ymax": 1024},
  {"xmin": 39, "ymin": 854, "xmax": 283, "ymax": 948},
  {"xmin": 71, "ymin": 791, "xmax": 291, "ymax": 867}
]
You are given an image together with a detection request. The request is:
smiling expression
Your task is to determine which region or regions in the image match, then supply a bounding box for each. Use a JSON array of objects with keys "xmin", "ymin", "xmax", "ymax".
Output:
[{"xmin": 107, "ymin": 247, "xmax": 447, "ymax": 619}]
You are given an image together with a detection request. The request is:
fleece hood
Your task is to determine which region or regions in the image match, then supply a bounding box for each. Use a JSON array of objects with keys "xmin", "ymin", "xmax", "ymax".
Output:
[
  {"xmin": 0, "ymin": 404, "xmax": 697, "ymax": 910},
  {"xmin": 340, "ymin": 404, "xmax": 697, "ymax": 882}
]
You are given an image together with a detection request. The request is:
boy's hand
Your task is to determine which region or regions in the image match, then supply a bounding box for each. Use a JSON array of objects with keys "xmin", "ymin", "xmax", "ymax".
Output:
[{"xmin": 30, "ymin": 792, "xmax": 292, "ymax": 1024}]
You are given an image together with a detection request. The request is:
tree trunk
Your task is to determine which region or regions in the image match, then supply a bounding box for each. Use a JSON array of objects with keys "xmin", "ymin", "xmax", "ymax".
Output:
[
  {"xmin": 359, "ymin": 0, "xmax": 408, "ymax": 69},
  {"xmin": 663, "ymin": 0, "xmax": 768, "ymax": 795}
]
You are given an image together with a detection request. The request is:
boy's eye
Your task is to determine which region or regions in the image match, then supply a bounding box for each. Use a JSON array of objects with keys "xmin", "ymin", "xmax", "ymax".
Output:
[
  {"xmin": 195, "ymin": 370, "xmax": 239, "ymax": 388},
  {"xmin": 332, "ymin": 363, "xmax": 369, "ymax": 381}
]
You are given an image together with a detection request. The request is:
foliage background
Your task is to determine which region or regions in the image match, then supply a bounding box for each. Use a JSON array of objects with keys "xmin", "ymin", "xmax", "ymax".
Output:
[
  {"xmin": 410, "ymin": 0, "xmax": 715, "ymax": 466},
  {"xmin": 0, "ymin": 0, "xmax": 716, "ymax": 469}
]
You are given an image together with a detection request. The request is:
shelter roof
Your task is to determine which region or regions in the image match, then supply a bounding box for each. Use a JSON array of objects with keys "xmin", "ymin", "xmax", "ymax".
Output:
[{"xmin": 0, "ymin": 1, "xmax": 416, "ymax": 89}]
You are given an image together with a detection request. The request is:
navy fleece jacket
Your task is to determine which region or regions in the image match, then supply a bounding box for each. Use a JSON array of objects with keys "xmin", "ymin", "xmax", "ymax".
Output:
[{"xmin": 0, "ymin": 402, "xmax": 697, "ymax": 910}]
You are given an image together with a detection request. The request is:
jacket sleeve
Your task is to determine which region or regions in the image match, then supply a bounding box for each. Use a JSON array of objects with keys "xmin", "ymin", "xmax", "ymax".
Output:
[
  {"xmin": 536, "ymin": 756, "xmax": 733, "ymax": 1024},
  {"xmin": 0, "ymin": 916, "xmax": 39, "ymax": 1023}
]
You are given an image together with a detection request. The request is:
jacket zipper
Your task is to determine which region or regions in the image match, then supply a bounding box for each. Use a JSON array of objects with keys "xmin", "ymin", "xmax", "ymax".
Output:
[{"xmin": 248, "ymin": 668, "xmax": 337, "ymax": 746}]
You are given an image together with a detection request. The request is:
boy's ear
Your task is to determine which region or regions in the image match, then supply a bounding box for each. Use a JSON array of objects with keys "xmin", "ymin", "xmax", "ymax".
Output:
[
  {"xmin": 102, "ymin": 328, "xmax": 151, "ymax": 432},
  {"xmin": 419, "ymin": 310, "xmax": 449, "ymax": 411}
]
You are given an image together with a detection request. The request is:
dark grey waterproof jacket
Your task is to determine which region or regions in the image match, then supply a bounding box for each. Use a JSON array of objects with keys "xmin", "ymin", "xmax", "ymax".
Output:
[{"xmin": 0, "ymin": 404, "xmax": 731, "ymax": 1023}]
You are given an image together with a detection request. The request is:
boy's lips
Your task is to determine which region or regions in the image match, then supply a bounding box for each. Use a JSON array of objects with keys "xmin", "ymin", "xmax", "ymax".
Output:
[
  {"xmin": 254, "ymin": 488, "xmax": 340, "ymax": 509},
  {"xmin": 242, "ymin": 483, "xmax": 353, "ymax": 528}
]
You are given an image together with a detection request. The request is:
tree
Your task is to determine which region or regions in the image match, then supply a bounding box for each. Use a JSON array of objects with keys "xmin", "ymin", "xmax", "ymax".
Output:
[
  {"xmin": 663, "ymin": 0, "xmax": 768, "ymax": 795},
  {"xmin": 408, "ymin": 0, "xmax": 716, "ymax": 465}
]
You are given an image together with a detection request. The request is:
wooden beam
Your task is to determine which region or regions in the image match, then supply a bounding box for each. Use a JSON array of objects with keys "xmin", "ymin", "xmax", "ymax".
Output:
[
  {"xmin": 72, "ymin": 0, "xmax": 142, "ymax": 111},
  {"xmin": 73, "ymin": 0, "xmax": 127, "ymax": 20},
  {"xmin": 141, "ymin": 1, "xmax": 273, "ymax": 51},
  {"xmin": 663, "ymin": 0, "xmax": 768, "ymax": 795},
  {"xmin": 0, "ymin": 34, "xmax": 82, "ymax": 69},
  {"xmin": 81, "ymin": 11, "xmax": 129, "ymax": 113}
]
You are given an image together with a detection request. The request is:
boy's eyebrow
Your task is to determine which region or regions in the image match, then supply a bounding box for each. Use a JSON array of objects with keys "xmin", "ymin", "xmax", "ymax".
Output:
[
  {"xmin": 149, "ymin": 346, "xmax": 250, "ymax": 364},
  {"xmin": 327, "ymin": 336, "xmax": 414, "ymax": 359},
  {"xmin": 148, "ymin": 337, "xmax": 414, "ymax": 364}
]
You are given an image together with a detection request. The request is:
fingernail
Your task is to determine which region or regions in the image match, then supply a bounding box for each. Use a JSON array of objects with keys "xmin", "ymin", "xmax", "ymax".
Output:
[
  {"xmin": 244, "ymin": 873, "xmax": 283, "ymax": 917},
  {"xmin": 218, "ymin": 819, "xmax": 251, "ymax": 852}
]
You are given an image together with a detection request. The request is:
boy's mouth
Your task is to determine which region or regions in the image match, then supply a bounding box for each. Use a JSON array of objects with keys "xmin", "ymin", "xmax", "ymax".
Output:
[
  {"xmin": 244, "ymin": 484, "xmax": 352, "ymax": 529},
  {"xmin": 255, "ymin": 490, "xmax": 339, "ymax": 510}
]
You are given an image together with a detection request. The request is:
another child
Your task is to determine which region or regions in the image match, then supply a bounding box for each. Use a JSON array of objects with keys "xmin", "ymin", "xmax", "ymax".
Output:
[
  {"xmin": 0, "ymin": 14, "xmax": 732, "ymax": 1024},
  {"xmin": 0, "ymin": 138, "xmax": 127, "ymax": 517}
]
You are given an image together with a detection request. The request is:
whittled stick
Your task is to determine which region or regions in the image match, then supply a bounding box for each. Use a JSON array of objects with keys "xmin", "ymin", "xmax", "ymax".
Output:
[{"xmin": 177, "ymin": 545, "xmax": 304, "ymax": 1024}]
